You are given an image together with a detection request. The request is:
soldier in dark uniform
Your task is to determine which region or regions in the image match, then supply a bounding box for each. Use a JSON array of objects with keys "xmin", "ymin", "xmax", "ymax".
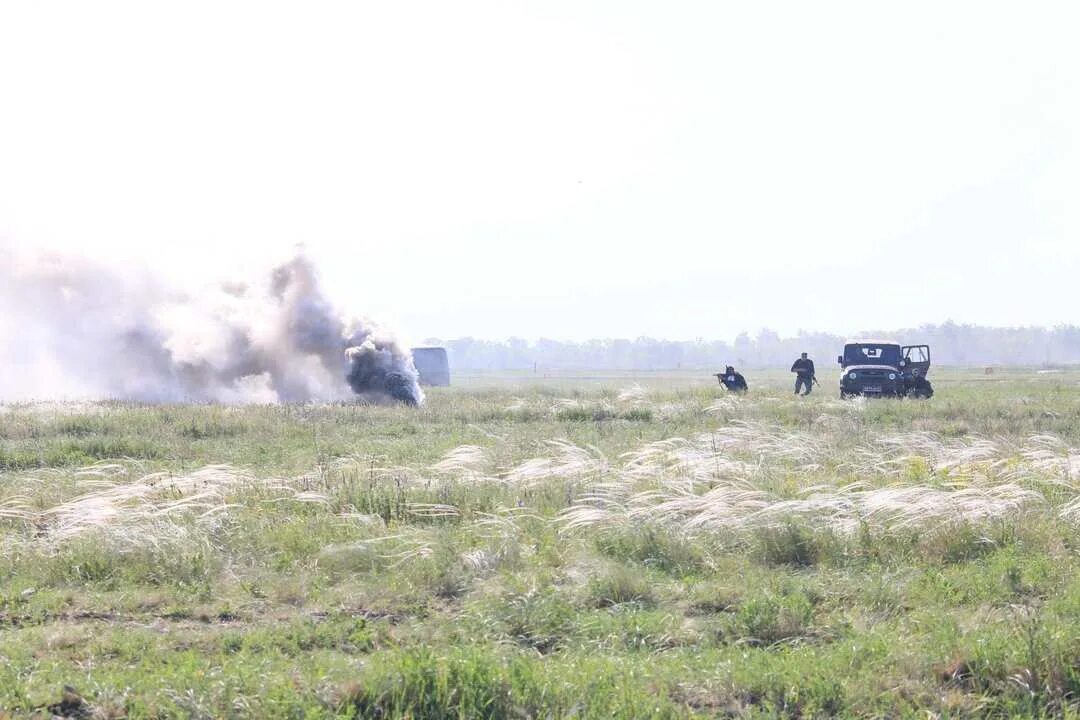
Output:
[
  {"xmin": 715, "ymin": 365, "xmax": 748, "ymax": 393},
  {"xmin": 790, "ymin": 352, "xmax": 815, "ymax": 395}
]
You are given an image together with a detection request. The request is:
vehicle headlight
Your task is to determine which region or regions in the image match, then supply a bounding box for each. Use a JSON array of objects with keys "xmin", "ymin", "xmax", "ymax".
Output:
[
  {"xmin": 888, "ymin": 373, "xmax": 896, "ymax": 380},
  {"xmin": 848, "ymin": 372, "xmax": 857, "ymax": 380}
]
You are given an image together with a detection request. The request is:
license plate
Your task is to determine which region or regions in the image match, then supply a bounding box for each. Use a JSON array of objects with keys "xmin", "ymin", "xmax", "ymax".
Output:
[{"xmin": 864, "ymin": 386, "xmax": 882, "ymax": 393}]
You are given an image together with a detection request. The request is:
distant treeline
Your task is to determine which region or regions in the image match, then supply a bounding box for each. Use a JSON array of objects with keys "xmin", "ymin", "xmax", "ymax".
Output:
[{"xmin": 424, "ymin": 323, "xmax": 1080, "ymax": 370}]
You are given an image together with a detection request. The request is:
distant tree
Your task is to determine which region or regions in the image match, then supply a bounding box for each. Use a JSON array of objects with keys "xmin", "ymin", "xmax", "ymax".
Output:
[{"xmin": 433, "ymin": 325, "xmax": 1080, "ymax": 370}]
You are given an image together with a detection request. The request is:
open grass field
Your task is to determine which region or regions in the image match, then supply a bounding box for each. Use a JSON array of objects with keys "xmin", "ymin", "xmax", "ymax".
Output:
[{"xmin": 3, "ymin": 367, "xmax": 1080, "ymax": 718}]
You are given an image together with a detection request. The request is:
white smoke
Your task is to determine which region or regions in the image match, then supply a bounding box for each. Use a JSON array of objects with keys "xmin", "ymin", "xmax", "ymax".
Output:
[{"xmin": 0, "ymin": 250, "xmax": 424, "ymax": 405}]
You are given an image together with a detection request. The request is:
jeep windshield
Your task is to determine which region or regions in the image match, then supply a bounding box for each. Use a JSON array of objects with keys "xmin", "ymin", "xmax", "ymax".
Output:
[{"xmin": 844, "ymin": 344, "xmax": 901, "ymax": 367}]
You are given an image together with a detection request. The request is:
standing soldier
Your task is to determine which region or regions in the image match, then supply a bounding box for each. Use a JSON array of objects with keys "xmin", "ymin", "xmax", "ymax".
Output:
[{"xmin": 790, "ymin": 352, "xmax": 815, "ymax": 396}]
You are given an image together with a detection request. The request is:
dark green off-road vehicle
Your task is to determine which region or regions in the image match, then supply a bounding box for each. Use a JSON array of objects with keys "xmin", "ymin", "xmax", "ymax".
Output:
[{"xmin": 838, "ymin": 340, "xmax": 933, "ymax": 399}]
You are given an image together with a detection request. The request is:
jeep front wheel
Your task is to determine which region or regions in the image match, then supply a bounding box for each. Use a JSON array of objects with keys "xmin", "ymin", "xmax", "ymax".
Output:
[{"xmin": 909, "ymin": 382, "xmax": 933, "ymax": 399}]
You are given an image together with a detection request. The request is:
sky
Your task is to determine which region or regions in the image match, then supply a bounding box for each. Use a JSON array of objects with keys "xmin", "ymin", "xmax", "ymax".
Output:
[{"xmin": 1, "ymin": 1, "xmax": 1077, "ymax": 344}]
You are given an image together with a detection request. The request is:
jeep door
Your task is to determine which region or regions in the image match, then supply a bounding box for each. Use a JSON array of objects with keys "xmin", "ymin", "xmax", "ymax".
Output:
[{"xmin": 901, "ymin": 345, "xmax": 930, "ymax": 377}]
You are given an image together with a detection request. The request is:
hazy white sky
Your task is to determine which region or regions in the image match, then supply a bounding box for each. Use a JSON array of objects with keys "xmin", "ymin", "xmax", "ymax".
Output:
[{"xmin": 1, "ymin": 1, "xmax": 1077, "ymax": 343}]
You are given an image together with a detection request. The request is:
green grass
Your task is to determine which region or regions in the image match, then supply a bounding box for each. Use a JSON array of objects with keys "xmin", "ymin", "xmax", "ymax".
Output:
[{"xmin": 2, "ymin": 368, "xmax": 1080, "ymax": 717}]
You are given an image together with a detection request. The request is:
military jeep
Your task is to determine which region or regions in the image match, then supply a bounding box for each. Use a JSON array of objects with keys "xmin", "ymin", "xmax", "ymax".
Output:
[{"xmin": 838, "ymin": 340, "xmax": 933, "ymax": 399}]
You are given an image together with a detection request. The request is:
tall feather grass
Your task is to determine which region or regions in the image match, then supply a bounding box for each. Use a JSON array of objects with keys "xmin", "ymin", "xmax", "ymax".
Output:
[{"xmin": 5, "ymin": 421, "xmax": 1080, "ymax": 558}]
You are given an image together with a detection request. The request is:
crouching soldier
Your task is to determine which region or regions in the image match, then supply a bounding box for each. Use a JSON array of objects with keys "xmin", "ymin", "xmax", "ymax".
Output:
[{"xmin": 715, "ymin": 366, "xmax": 748, "ymax": 393}]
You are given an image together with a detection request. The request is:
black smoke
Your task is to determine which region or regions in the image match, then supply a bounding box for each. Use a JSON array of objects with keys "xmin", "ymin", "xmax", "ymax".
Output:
[{"xmin": 0, "ymin": 250, "xmax": 424, "ymax": 405}]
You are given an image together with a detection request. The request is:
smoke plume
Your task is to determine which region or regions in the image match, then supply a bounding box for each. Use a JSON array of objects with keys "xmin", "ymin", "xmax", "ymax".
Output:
[{"xmin": 0, "ymin": 251, "xmax": 424, "ymax": 405}]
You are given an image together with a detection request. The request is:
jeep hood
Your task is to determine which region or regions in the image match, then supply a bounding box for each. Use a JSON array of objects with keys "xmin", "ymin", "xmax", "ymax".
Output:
[{"xmin": 842, "ymin": 364, "xmax": 899, "ymax": 373}]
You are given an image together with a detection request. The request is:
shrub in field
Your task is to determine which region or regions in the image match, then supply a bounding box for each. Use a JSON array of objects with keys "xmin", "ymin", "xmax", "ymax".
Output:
[
  {"xmin": 178, "ymin": 419, "xmax": 247, "ymax": 440},
  {"xmin": 223, "ymin": 617, "xmax": 377, "ymax": 656},
  {"xmin": 54, "ymin": 416, "xmax": 117, "ymax": 438},
  {"xmin": 318, "ymin": 541, "xmax": 385, "ymax": 575},
  {"xmin": 389, "ymin": 534, "xmax": 476, "ymax": 600},
  {"xmin": 620, "ymin": 407, "xmax": 654, "ymax": 422},
  {"xmin": 688, "ymin": 581, "xmax": 743, "ymax": 614},
  {"xmin": 732, "ymin": 591, "xmax": 815, "ymax": 645},
  {"xmin": 574, "ymin": 608, "xmax": 687, "ymax": 651},
  {"xmin": 935, "ymin": 606, "xmax": 1080, "ymax": 716},
  {"xmin": 339, "ymin": 648, "xmax": 514, "ymax": 719},
  {"xmin": 753, "ymin": 523, "xmax": 828, "ymax": 567},
  {"xmin": 59, "ymin": 438, "xmax": 164, "ymax": 462},
  {"xmin": 472, "ymin": 585, "xmax": 576, "ymax": 652},
  {"xmin": 594, "ymin": 525, "xmax": 711, "ymax": 574},
  {"xmin": 919, "ymin": 523, "xmax": 1004, "ymax": 564},
  {"xmin": 340, "ymin": 648, "xmax": 686, "ymax": 719},
  {"xmin": 0, "ymin": 448, "xmax": 40, "ymax": 471},
  {"xmin": 583, "ymin": 563, "xmax": 657, "ymax": 608},
  {"xmin": 235, "ymin": 512, "xmax": 367, "ymax": 570},
  {"xmin": 853, "ymin": 571, "xmax": 909, "ymax": 616},
  {"xmin": 31, "ymin": 539, "xmax": 215, "ymax": 592},
  {"xmin": 555, "ymin": 404, "xmax": 616, "ymax": 422}
]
